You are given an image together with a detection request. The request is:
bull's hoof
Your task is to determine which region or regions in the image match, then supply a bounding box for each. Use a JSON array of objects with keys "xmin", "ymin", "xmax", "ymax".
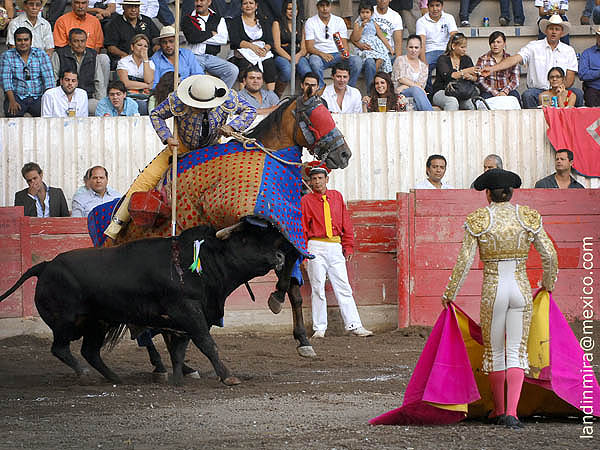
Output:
[
  {"xmin": 152, "ymin": 371, "xmax": 168, "ymax": 383},
  {"xmin": 297, "ymin": 345, "xmax": 317, "ymax": 358},
  {"xmin": 268, "ymin": 292, "xmax": 284, "ymax": 314},
  {"xmin": 184, "ymin": 370, "xmax": 201, "ymax": 379},
  {"xmin": 169, "ymin": 375, "xmax": 184, "ymax": 386},
  {"xmin": 78, "ymin": 368, "xmax": 94, "ymax": 385},
  {"xmin": 222, "ymin": 376, "xmax": 242, "ymax": 386}
]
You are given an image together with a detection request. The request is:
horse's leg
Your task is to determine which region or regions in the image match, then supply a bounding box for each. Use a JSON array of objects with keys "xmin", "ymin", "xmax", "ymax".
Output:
[
  {"xmin": 288, "ymin": 280, "xmax": 317, "ymax": 358},
  {"xmin": 162, "ymin": 332, "xmax": 190, "ymax": 386},
  {"xmin": 268, "ymin": 254, "xmax": 296, "ymax": 314},
  {"xmin": 162, "ymin": 332, "xmax": 199, "ymax": 380}
]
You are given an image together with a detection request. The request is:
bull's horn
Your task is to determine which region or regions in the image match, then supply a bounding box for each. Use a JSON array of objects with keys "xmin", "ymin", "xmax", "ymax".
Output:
[{"xmin": 215, "ymin": 222, "xmax": 244, "ymax": 240}]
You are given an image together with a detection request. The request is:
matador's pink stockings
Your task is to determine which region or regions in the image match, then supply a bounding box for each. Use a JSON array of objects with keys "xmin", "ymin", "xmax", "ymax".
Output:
[
  {"xmin": 488, "ymin": 370, "xmax": 506, "ymax": 417},
  {"xmin": 506, "ymin": 367, "xmax": 525, "ymax": 417}
]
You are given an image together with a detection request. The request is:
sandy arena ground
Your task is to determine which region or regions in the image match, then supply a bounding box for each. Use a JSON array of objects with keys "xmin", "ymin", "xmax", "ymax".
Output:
[{"xmin": 0, "ymin": 327, "xmax": 597, "ymax": 450}]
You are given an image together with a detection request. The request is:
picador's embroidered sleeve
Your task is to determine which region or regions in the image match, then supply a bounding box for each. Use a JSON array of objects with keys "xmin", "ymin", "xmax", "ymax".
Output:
[
  {"xmin": 150, "ymin": 92, "xmax": 181, "ymax": 144},
  {"xmin": 533, "ymin": 226, "xmax": 559, "ymax": 291},
  {"xmin": 224, "ymin": 90, "xmax": 257, "ymax": 132},
  {"xmin": 443, "ymin": 227, "xmax": 478, "ymax": 302}
]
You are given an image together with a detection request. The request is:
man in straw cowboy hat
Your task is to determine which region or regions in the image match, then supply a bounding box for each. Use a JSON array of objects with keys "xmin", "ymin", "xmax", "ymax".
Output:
[
  {"xmin": 150, "ymin": 24, "xmax": 204, "ymax": 88},
  {"xmin": 481, "ymin": 14, "xmax": 583, "ymax": 109},
  {"xmin": 104, "ymin": 74, "xmax": 257, "ymax": 239}
]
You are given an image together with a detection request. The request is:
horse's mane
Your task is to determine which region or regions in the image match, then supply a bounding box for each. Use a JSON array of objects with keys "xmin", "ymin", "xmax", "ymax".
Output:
[{"xmin": 244, "ymin": 95, "xmax": 300, "ymax": 140}]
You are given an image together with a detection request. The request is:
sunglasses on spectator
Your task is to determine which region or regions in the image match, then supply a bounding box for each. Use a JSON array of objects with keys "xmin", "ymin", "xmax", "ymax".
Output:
[
  {"xmin": 325, "ymin": 25, "xmax": 329, "ymax": 40},
  {"xmin": 24, "ymin": 66, "xmax": 30, "ymax": 81},
  {"xmin": 451, "ymin": 33, "xmax": 466, "ymax": 41}
]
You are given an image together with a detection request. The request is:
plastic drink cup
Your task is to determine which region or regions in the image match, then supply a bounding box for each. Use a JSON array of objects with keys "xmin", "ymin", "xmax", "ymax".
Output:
[{"xmin": 377, "ymin": 97, "xmax": 387, "ymax": 112}]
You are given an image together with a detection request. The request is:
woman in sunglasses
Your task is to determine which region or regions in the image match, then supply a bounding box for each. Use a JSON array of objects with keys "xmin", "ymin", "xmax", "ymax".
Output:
[{"xmin": 431, "ymin": 33, "xmax": 478, "ymax": 111}]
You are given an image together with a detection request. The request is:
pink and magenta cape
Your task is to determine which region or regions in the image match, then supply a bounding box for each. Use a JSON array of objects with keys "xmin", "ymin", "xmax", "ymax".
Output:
[{"xmin": 370, "ymin": 290, "xmax": 600, "ymax": 425}]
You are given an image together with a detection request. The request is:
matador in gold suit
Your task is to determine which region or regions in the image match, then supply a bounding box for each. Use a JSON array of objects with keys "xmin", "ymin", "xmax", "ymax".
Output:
[{"xmin": 442, "ymin": 169, "xmax": 558, "ymax": 429}]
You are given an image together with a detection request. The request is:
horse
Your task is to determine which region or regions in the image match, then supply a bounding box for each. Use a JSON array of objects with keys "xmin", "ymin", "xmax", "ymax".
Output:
[{"xmin": 88, "ymin": 88, "xmax": 352, "ymax": 377}]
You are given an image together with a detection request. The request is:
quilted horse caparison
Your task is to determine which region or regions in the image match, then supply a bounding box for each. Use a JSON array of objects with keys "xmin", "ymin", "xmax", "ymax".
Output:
[{"xmin": 89, "ymin": 141, "xmax": 308, "ymax": 257}]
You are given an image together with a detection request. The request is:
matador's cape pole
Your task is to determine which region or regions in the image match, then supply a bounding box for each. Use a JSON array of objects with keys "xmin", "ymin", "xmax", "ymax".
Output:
[{"xmin": 171, "ymin": 0, "xmax": 181, "ymax": 236}]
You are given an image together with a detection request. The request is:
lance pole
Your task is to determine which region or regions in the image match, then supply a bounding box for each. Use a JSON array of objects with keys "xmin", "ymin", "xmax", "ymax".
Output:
[
  {"xmin": 290, "ymin": 0, "xmax": 297, "ymax": 95},
  {"xmin": 171, "ymin": 0, "xmax": 181, "ymax": 237}
]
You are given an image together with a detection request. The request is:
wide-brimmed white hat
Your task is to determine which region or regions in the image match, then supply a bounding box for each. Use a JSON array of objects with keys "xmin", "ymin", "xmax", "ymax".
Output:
[
  {"xmin": 539, "ymin": 14, "xmax": 571, "ymax": 37},
  {"xmin": 177, "ymin": 75, "xmax": 229, "ymax": 109},
  {"xmin": 153, "ymin": 25, "xmax": 185, "ymax": 44}
]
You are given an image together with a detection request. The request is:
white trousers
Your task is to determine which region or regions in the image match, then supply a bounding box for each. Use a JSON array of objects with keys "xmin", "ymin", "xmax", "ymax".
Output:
[
  {"xmin": 306, "ymin": 240, "xmax": 363, "ymax": 332},
  {"xmin": 489, "ymin": 260, "xmax": 527, "ymax": 371}
]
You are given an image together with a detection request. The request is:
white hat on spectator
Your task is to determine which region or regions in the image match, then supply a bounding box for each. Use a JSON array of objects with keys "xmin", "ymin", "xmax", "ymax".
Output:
[
  {"xmin": 153, "ymin": 25, "xmax": 185, "ymax": 44},
  {"xmin": 177, "ymin": 75, "xmax": 229, "ymax": 109},
  {"xmin": 16, "ymin": 0, "xmax": 49, "ymax": 8},
  {"xmin": 120, "ymin": 0, "xmax": 142, "ymax": 5},
  {"xmin": 539, "ymin": 14, "xmax": 571, "ymax": 37}
]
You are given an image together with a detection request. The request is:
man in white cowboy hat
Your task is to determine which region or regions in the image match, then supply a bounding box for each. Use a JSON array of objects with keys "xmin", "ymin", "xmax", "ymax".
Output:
[
  {"xmin": 104, "ymin": 0, "xmax": 160, "ymax": 69},
  {"xmin": 150, "ymin": 24, "xmax": 204, "ymax": 88},
  {"xmin": 6, "ymin": 0, "xmax": 54, "ymax": 54},
  {"xmin": 104, "ymin": 74, "xmax": 257, "ymax": 239},
  {"xmin": 481, "ymin": 14, "xmax": 582, "ymax": 109}
]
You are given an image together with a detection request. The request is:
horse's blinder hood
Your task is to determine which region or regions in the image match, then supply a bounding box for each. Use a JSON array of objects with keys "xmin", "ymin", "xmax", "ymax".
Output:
[{"xmin": 294, "ymin": 96, "xmax": 346, "ymax": 162}]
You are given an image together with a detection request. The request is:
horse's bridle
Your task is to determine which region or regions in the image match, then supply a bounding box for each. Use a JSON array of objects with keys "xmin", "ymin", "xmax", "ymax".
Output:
[{"xmin": 292, "ymin": 94, "xmax": 346, "ymax": 163}]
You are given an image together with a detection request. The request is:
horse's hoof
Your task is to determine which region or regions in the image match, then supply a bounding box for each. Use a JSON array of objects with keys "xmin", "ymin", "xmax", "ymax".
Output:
[
  {"xmin": 222, "ymin": 376, "xmax": 242, "ymax": 386},
  {"xmin": 297, "ymin": 345, "xmax": 317, "ymax": 358},
  {"xmin": 184, "ymin": 370, "xmax": 200, "ymax": 379},
  {"xmin": 268, "ymin": 292, "xmax": 284, "ymax": 314},
  {"xmin": 152, "ymin": 371, "xmax": 168, "ymax": 383}
]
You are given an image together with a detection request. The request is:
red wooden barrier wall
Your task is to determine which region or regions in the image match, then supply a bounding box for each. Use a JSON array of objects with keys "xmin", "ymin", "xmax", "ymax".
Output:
[
  {"xmin": 1, "ymin": 188, "xmax": 598, "ymax": 326},
  {"xmin": 0, "ymin": 207, "xmax": 91, "ymax": 318},
  {"xmin": 399, "ymin": 189, "xmax": 600, "ymax": 326}
]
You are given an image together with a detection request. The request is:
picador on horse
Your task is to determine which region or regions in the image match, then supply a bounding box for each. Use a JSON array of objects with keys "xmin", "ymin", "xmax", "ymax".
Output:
[{"xmin": 88, "ymin": 74, "xmax": 352, "ymax": 370}]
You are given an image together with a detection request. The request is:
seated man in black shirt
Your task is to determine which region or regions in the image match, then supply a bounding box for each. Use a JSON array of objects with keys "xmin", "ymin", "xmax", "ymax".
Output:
[
  {"xmin": 104, "ymin": 0, "xmax": 160, "ymax": 70},
  {"xmin": 534, "ymin": 149, "xmax": 585, "ymax": 189},
  {"xmin": 51, "ymin": 28, "xmax": 109, "ymax": 115}
]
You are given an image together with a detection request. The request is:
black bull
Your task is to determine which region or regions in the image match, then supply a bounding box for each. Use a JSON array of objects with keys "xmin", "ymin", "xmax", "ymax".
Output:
[{"xmin": 0, "ymin": 224, "xmax": 294, "ymax": 386}]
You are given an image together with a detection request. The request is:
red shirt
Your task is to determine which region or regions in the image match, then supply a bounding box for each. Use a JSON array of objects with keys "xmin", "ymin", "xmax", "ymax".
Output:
[{"xmin": 301, "ymin": 189, "xmax": 354, "ymax": 255}]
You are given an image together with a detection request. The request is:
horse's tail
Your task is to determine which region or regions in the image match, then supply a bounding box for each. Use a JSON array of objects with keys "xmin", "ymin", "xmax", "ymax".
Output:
[
  {"xmin": 0, "ymin": 262, "xmax": 49, "ymax": 302},
  {"xmin": 103, "ymin": 324, "xmax": 128, "ymax": 352}
]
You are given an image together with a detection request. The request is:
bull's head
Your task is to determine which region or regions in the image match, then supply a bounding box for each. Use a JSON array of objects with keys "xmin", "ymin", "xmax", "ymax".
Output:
[{"xmin": 216, "ymin": 222, "xmax": 291, "ymax": 274}]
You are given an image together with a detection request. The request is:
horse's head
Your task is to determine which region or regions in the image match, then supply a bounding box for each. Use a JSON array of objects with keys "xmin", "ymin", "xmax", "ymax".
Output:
[{"xmin": 292, "ymin": 90, "xmax": 352, "ymax": 170}]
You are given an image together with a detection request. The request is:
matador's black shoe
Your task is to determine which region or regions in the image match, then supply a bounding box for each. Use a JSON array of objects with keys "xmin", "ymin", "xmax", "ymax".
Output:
[
  {"xmin": 483, "ymin": 412, "xmax": 506, "ymax": 425},
  {"xmin": 504, "ymin": 415, "xmax": 525, "ymax": 429}
]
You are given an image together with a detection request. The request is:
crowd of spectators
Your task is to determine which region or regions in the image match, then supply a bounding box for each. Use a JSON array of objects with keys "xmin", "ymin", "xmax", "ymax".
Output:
[{"xmin": 1, "ymin": 0, "xmax": 600, "ymax": 118}]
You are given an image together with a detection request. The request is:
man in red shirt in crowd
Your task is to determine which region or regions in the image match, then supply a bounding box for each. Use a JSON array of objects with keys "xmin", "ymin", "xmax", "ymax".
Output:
[{"xmin": 301, "ymin": 164, "xmax": 373, "ymax": 339}]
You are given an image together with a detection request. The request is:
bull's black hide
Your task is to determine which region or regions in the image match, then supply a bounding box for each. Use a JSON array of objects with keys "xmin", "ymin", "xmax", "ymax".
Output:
[{"xmin": 0, "ymin": 225, "xmax": 291, "ymax": 385}]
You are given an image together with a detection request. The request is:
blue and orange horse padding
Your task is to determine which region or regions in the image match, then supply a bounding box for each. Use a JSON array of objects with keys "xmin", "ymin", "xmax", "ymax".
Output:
[
  {"xmin": 370, "ymin": 289, "xmax": 600, "ymax": 425},
  {"xmin": 89, "ymin": 141, "xmax": 310, "ymax": 266}
]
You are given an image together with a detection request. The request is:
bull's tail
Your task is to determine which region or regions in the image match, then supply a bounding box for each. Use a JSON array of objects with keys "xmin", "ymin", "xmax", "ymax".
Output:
[
  {"xmin": 0, "ymin": 262, "xmax": 49, "ymax": 302},
  {"xmin": 103, "ymin": 324, "xmax": 128, "ymax": 352}
]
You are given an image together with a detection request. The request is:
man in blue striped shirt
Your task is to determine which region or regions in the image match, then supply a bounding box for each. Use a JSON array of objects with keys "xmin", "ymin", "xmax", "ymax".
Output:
[{"xmin": 1, "ymin": 27, "xmax": 54, "ymax": 117}]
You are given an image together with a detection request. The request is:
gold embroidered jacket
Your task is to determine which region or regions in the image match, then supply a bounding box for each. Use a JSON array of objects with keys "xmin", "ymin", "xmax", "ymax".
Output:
[{"xmin": 443, "ymin": 202, "xmax": 558, "ymax": 301}]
